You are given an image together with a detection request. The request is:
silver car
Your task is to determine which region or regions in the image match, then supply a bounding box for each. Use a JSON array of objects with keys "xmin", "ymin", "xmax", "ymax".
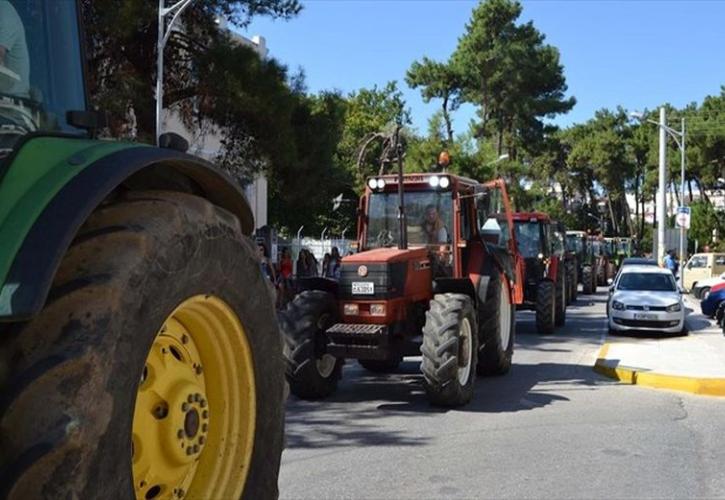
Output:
[{"xmin": 608, "ymin": 265, "xmax": 686, "ymax": 335}]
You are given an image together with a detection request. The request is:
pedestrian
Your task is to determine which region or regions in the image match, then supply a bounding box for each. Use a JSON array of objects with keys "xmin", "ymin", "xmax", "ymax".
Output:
[
  {"xmin": 330, "ymin": 246, "xmax": 342, "ymax": 280},
  {"xmin": 305, "ymin": 251, "xmax": 319, "ymax": 277},
  {"xmin": 664, "ymin": 249, "xmax": 679, "ymax": 276},
  {"xmin": 257, "ymin": 243, "xmax": 277, "ymax": 284},
  {"xmin": 279, "ymin": 248, "xmax": 294, "ymax": 306},
  {"xmin": 322, "ymin": 253, "xmax": 331, "ymax": 278}
]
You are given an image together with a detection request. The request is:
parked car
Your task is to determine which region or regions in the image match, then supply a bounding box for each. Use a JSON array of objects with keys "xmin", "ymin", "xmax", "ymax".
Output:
[
  {"xmin": 691, "ymin": 272, "xmax": 725, "ymax": 299},
  {"xmin": 608, "ymin": 265, "xmax": 686, "ymax": 335},
  {"xmin": 700, "ymin": 282, "xmax": 725, "ymax": 317},
  {"xmin": 681, "ymin": 253, "xmax": 725, "ymax": 293}
]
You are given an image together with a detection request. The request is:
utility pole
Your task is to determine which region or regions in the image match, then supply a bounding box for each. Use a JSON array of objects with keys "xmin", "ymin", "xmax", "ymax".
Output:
[
  {"xmin": 657, "ymin": 107, "xmax": 667, "ymax": 265},
  {"xmin": 679, "ymin": 117, "xmax": 686, "ymax": 271}
]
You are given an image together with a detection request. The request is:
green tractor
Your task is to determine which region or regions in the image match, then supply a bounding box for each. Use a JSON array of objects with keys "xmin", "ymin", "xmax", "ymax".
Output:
[
  {"xmin": 565, "ymin": 230, "xmax": 598, "ymax": 295},
  {"xmin": 0, "ymin": 2, "xmax": 283, "ymax": 498}
]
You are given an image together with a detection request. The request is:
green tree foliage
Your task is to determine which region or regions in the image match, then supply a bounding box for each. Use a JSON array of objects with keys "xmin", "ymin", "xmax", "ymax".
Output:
[
  {"xmin": 405, "ymin": 59, "xmax": 461, "ymax": 144},
  {"xmin": 451, "ymin": 0, "xmax": 575, "ymax": 159}
]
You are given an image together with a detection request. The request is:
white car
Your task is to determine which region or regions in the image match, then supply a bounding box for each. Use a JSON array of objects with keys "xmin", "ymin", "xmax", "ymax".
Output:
[
  {"xmin": 608, "ymin": 265, "xmax": 686, "ymax": 335},
  {"xmin": 691, "ymin": 272, "xmax": 725, "ymax": 299}
]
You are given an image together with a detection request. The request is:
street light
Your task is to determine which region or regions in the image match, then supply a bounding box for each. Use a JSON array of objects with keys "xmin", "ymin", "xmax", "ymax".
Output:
[
  {"xmin": 156, "ymin": 0, "xmax": 195, "ymax": 145},
  {"xmin": 490, "ymin": 153, "xmax": 509, "ymax": 177},
  {"xmin": 630, "ymin": 109, "xmax": 686, "ymax": 268}
]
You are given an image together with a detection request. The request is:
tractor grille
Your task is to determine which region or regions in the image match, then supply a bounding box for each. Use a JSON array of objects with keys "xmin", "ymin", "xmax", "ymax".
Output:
[{"xmin": 339, "ymin": 262, "xmax": 407, "ymax": 300}]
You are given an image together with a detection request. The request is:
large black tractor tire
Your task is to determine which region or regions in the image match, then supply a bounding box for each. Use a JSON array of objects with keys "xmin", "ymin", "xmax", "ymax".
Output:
[
  {"xmin": 555, "ymin": 276, "xmax": 567, "ymax": 327},
  {"xmin": 279, "ymin": 290, "xmax": 342, "ymax": 400},
  {"xmin": 0, "ymin": 191, "xmax": 284, "ymax": 499},
  {"xmin": 535, "ymin": 281, "xmax": 556, "ymax": 335},
  {"xmin": 477, "ymin": 273, "xmax": 515, "ymax": 376},
  {"xmin": 582, "ymin": 265, "xmax": 595, "ymax": 294},
  {"xmin": 420, "ymin": 293, "xmax": 478, "ymax": 407},
  {"xmin": 358, "ymin": 358, "xmax": 402, "ymax": 373}
]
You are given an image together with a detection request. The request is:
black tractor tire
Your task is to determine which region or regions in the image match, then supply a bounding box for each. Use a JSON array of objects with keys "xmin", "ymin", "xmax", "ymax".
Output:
[
  {"xmin": 571, "ymin": 267, "xmax": 579, "ymax": 302},
  {"xmin": 358, "ymin": 358, "xmax": 402, "ymax": 373},
  {"xmin": 582, "ymin": 266, "xmax": 595, "ymax": 294},
  {"xmin": 555, "ymin": 276, "xmax": 567, "ymax": 327},
  {"xmin": 0, "ymin": 190, "xmax": 284, "ymax": 499},
  {"xmin": 420, "ymin": 293, "xmax": 478, "ymax": 407},
  {"xmin": 700, "ymin": 287, "xmax": 711, "ymax": 300},
  {"xmin": 477, "ymin": 273, "xmax": 515, "ymax": 376},
  {"xmin": 535, "ymin": 281, "xmax": 556, "ymax": 334},
  {"xmin": 279, "ymin": 290, "xmax": 342, "ymax": 400}
]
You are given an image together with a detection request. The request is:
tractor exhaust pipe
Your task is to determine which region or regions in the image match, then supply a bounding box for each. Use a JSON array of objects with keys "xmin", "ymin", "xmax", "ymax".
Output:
[{"xmin": 395, "ymin": 127, "xmax": 407, "ymax": 250}]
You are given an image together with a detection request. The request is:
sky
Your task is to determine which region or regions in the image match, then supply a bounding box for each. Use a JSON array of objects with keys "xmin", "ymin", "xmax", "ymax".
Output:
[{"xmin": 243, "ymin": 0, "xmax": 725, "ymax": 135}]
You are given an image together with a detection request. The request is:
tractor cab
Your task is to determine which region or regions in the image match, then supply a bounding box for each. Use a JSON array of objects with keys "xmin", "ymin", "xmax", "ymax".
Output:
[{"xmin": 0, "ymin": 0, "xmax": 87, "ymax": 157}]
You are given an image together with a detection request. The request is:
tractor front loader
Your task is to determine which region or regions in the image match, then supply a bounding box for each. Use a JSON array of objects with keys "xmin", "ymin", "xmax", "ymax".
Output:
[{"xmin": 0, "ymin": 2, "xmax": 284, "ymax": 498}]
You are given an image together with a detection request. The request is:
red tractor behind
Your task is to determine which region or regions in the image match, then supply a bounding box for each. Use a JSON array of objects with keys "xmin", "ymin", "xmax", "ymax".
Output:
[
  {"xmin": 280, "ymin": 173, "xmax": 523, "ymax": 407},
  {"xmin": 505, "ymin": 212, "xmax": 568, "ymax": 334}
]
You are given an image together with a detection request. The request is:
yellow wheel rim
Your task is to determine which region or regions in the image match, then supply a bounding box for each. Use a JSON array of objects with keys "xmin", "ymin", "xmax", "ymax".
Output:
[{"xmin": 132, "ymin": 295, "xmax": 256, "ymax": 499}]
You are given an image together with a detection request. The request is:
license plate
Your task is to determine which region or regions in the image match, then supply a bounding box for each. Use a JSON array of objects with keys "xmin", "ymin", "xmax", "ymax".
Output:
[
  {"xmin": 634, "ymin": 313, "xmax": 657, "ymax": 320},
  {"xmin": 352, "ymin": 282, "xmax": 374, "ymax": 295}
]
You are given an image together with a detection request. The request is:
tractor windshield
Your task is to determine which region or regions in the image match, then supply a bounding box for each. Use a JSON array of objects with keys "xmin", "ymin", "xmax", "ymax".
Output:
[
  {"xmin": 514, "ymin": 221, "xmax": 544, "ymax": 258},
  {"xmin": 366, "ymin": 191, "xmax": 453, "ymax": 249},
  {"xmin": 566, "ymin": 235, "xmax": 583, "ymax": 254},
  {"xmin": 0, "ymin": 0, "xmax": 86, "ymax": 156}
]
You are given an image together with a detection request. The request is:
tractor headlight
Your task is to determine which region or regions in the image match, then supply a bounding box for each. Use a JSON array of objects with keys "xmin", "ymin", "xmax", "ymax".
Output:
[
  {"xmin": 344, "ymin": 303, "xmax": 359, "ymax": 316},
  {"xmin": 428, "ymin": 175, "xmax": 440, "ymax": 187},
  {"xmin": 367, "ymin": 178, "xmax": 378, "ymax": 190},
  {"xmin": 439, "ymin": 176, "xmax": 450, "ymax": 188},
  {"xmin": 537, "ymin": 253, "xmax": 544, "ymax": 260},
  {"xmin": 666, "ymin": 303, "xmax": 682, "ymax": 312},
  {"xmin": 377, "ymin": 178, "xmax": 386, "ymax": 188},
  {"xmin": 612, "ymin": 300, "xmax": 625, "ymax": 311},
  {"xmin": 370, "ymin": 304, "xmax": 386, "ymax": 316}
]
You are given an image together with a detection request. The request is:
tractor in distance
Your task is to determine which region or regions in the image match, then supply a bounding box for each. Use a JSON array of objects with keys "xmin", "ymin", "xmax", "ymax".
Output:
[
  {"xmin": 592, "ymin": 235, "xmax": 616, "ymax": 286},
  {"xmin": 0, "ymin": 1, "xmax": 284, "ymax": 498},
  {"xmin": 280, "ymin": 158, "xmax": 523, "ymax": 407},
  {"xmin": 566, "ymin": 230, "xmax": 598, "ymax": 295},
  {"xmin": 553, "ymin": 221, "xmax": 577, "ymax": 304},
  {"xmin": 504, "ymin": 212, "xmax": 568, "ymax": 334}
]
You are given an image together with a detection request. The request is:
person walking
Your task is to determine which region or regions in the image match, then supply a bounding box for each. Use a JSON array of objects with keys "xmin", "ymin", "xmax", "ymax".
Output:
[
  {"xmin": 664, "ymin": 249, "xmax": 679, "ymax": 277},
  {"xmin": 329, "ymin": 247, "xmax": 342, "ymax": 280}
]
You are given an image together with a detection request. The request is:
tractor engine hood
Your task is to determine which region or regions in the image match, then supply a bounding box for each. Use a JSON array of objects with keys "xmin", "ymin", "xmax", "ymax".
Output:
[{"xmin": 339, "ymin": 247, "xmax": 431, "ymax": 301}]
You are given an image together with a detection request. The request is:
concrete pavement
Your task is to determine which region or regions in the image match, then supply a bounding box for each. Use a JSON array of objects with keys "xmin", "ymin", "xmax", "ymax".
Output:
[{"xmin": 279, "ymin": 291, "xmax": 725, "ymax": 499}]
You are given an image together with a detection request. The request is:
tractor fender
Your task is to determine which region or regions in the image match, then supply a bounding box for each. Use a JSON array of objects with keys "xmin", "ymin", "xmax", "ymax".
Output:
[{"xmin": 0, "ymin": 143, "xmax": 254, "ymax": 321}]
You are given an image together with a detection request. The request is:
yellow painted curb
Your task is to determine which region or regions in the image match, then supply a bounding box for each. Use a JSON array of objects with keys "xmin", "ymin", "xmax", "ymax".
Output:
[{"xmin": 594, "ymin": 343, "xmax": 725, "ymax": 397}]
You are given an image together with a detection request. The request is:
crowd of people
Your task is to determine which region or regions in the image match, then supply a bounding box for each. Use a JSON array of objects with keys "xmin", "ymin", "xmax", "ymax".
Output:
[{"xmin": 257, "ymin": 243, "xmax": 345, "ymax": 307}]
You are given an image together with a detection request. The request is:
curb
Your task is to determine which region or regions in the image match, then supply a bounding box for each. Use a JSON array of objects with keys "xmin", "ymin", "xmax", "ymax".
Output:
[{"xmin": 594, "ymin": 343, "xmax": 725, "ymax": 397}]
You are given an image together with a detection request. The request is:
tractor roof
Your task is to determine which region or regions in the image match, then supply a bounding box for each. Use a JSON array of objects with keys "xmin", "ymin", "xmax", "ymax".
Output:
[
  {"xmin": 369, "ymin": 172, "xmax": 481, "ymax": 191},
  {"xmin": 566, "ymin": 230, "xmax": 587, "ymax": 236},
  {"xmin": 511, "ymin": 211, "xmax": 550, "ymax": 222}
]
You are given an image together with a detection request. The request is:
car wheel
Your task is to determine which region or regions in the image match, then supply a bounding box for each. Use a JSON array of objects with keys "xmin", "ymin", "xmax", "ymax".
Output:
[{"xmin": 700, "ymin": 287, "xmax": 711, "ymax": 300}]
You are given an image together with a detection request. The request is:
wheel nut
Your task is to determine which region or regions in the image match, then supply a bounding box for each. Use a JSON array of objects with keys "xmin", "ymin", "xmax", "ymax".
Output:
[
  {"xmin": 177, "ymin": 429, "xmax": 184, "ymax": 439},
  {"xmin": 194, "ymin": 393, "xmax": 201, "ymax": 402},
  {"xmin": 186, "ymin": 446, "xmax": 193, "ymax": 455},
  {"xmin": 202, "ymin": 411, "xmax": 208, "ymax": 420},
  {"xmin": 181, "ymin": 334, "xmax": 189, "ymax": 344},
  {"xmin": 200, "ymin": 399, "xmax": 207, "ymax": 408},
  {"xmin": 202, "ymin": 423, "xmax": 208, "ymax": 432},
  {"xmin": 177, "ymin": 489, "xmax": 185, "ymax": 498},
  {"xmin": 187, "ymin": 395, "xmax": 194, "ymax": 403},
  {"xmin": 193, "ymin": 444, "xmax": 199, "ymax": 453},
  {"xmin": 195, "ymin": 365, "xmax": 203, "ymax": 375},
  {"xmin": 199, "ymin": 436, "xmax": 205, "ymax": 445},
  {"xmin": 182, "ymin": 403, "xmax": 189, "ymax": 412}
]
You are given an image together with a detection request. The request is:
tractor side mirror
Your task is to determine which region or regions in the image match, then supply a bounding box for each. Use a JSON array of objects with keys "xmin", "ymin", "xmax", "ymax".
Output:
[
  {"xmin": 607, "ymin": 278, "xmax": 613, "ymax": 285},
  {"xmin": 481, "ymin": 217, "xmax": 502, "ymax": 245}
]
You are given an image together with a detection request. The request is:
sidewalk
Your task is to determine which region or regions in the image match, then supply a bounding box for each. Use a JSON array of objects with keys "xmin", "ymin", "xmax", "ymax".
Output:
[{"xmin": 594, "ymin": 296, "xmax": 725, "ymax": 396}]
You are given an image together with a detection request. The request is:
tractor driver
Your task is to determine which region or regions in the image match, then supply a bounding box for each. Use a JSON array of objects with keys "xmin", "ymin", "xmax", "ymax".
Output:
[
  {"xmin": 0, "ymin": 0, "xmax": 29, "ymax": 97},
  {"xmin": 422, "ymin": 204, "xmax": 449, "ymax": 245}
]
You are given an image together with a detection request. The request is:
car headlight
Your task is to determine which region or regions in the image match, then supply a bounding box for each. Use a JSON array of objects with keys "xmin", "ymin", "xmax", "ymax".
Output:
[
  {"xmin": 666, "ymin": 303, "xmax": 682, "ymax": 312},
  {"xmin": 612, "ymin": 300, "xmax": 625, "ymax": 311},
  {"xmin": 370, "ymin": 304, "xmax": 386, "ymax": 316},
  {"xmin": 344, "ymin": 303, "xmax": 359, "ymax": 316}
]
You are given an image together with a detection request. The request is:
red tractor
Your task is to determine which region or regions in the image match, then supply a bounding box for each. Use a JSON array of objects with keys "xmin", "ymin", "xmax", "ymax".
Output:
[
  {"xmin": 506, "ymin": 212, "xmax": 568, "ymax": 334},
  {"xmin": 280, "ymin": 172, "xmax": 523, "ymax": 407}
]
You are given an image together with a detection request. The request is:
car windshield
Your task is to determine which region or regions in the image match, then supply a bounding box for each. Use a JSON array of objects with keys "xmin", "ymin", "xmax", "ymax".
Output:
[
  {"xmin": 617, "ymin": 272, "xmax": 677, "ymax": 291},
  {"xmin": 366, "ymin": 190, "xmax": 453, "ymax": 249},
  {"xmin": 0, "ymin": 0, "xmax": 86, "ymax": 157},
  {"xmin": 514, "ymin": 221, "xmax": 543, "ymax": 258}
]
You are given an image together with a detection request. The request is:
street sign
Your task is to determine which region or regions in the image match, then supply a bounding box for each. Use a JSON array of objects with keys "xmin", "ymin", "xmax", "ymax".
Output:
[{"xmin": 676, "ymin": 206, "xmax": 691, "ymax": 229}]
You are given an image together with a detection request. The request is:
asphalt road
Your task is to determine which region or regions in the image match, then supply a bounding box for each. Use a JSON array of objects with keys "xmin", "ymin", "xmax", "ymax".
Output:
[{"xmin": 279, "ymin": 291, "xmax": 725, "ymax": 499}]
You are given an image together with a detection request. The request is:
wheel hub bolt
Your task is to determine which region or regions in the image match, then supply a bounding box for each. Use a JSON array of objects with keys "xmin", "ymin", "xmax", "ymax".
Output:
[
  {"xmin": 186, "ymin": 447, "xmax": 193, "ymax": 455},
  {"xmin": 182, "ymin": 403, "xmax": 189, "ymax": 412},
  {"xmin": 181, "ymin": 334, "xmax": 189, "ymax": 344},
  {"xmin": 195, "ymin": 365, "xmax": 203, "ymax": 375},
  {"xmin": 194, "ymin": 393, "xmax": 201, "ymax": 402},
  {"xmin": 199, "ymin": 436, "xmax": 205, "ymax": 445},
  {"xmin": 177, "ymin": 429, "xmax": 184, "ymax": 439},
  {"xmin": 200, "ymin": 399, "xmax": 207, "ymax": 408},
  {"xmin": 187, "ymin": 395, "xmax": 194, "ymax": 403},
  {"xmin": 202, "ymin": 423, "xmax": 208, "ymax": 432},
  {"xmin": 193, "ymin": 444, "xmax": 200, "ymax": 453}
]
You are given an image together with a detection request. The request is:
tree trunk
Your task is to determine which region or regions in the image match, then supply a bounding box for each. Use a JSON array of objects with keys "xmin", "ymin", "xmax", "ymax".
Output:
[
  {"xmin": 688, "ymin": 179, "xmax": 694, "ymax": 203},
  {"xmin": 442, "ymin": 94, "xmax": 454, "ymax": 145},
  {"xmin": 607, "ymin": 196, "xmax": 617, "ymax": 235}
]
